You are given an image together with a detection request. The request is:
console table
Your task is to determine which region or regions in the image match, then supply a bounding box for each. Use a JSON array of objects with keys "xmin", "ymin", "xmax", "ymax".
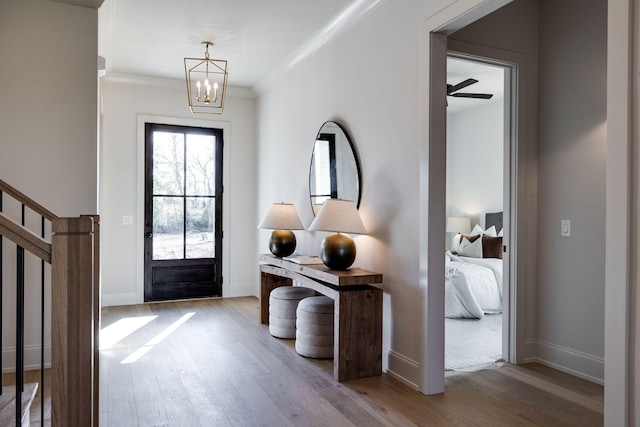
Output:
[{"xmin": 259, "ymin": 254, "xmax": 383, "ymax": 382}]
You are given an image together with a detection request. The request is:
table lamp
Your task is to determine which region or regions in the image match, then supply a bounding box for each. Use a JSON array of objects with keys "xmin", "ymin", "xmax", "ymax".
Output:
[
  {"xmin": 258, "ymin": 203, "xmax": 304, "ymax": 257},
  {"xmin": 308, "ymin": 199, "xmax": 366, "ymax": 270},
  {"xmin": 446, "ymin": 216, "xmax": 471, "ymax": 248}
]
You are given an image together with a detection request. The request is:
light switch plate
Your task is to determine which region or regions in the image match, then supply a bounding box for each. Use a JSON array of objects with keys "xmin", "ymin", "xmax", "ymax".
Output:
[
  {"xmin": 122, "ymin": 215, "xmax": 133, "ymax": 226},
  {"xmin": 561, "ymin": 219, "xmax": 571, "ymax": 237}
]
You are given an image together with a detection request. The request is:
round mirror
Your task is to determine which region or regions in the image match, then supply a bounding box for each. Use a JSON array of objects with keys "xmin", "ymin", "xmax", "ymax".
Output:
[{"xmin": 309, "ymin": 121, "xmax": 361, "ymax": 214}]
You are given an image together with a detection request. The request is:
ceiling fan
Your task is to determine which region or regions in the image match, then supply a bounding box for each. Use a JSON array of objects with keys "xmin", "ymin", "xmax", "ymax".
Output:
[{"xmin": 447, "ymin": 78, "xmax": 494, "ymax": 100}]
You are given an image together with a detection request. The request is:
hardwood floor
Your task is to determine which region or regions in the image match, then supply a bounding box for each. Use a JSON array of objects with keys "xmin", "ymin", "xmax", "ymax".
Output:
[
  {"xmin": 98, "ymin": 296, "xmax": 603, "ymax": 427},
  {"xmin": 2, "ymin": 369, "xmax": 51, "ymax": 426}
]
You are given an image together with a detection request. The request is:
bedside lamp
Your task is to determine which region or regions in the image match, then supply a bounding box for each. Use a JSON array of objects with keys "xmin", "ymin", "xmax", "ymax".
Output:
[
  {"xmin": 446, "ymin": 217, "xmax": 471, "ymax": 248},
  {"xmin": 258, "ymin": 203, "xmax": 304, "ymax": 257},
  {"xmin": 308, "ymin": 199, "xmax": 366, "ymax": 270}
]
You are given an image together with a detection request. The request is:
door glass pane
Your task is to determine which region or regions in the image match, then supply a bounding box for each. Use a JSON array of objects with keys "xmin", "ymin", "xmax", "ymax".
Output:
[
  {"xmin": 153, "ymin": 196, "xmax": 184, "ymax": 260},
  {"xmin": 186, "ymin": 197, "xmax": 214, "ymax": 259},
  {"xmin": 186, "ymin": 134, "xmax": 215, "ymax": 196},
  {"xmin": 153, "ymin": 131, "xmax": 185, "ymax": 195}
]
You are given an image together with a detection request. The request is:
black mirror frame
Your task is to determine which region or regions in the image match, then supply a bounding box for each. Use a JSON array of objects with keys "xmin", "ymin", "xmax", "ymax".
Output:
[{"xmin": 308, "ymin": 121, "xmax": 362, "ymax": 215}]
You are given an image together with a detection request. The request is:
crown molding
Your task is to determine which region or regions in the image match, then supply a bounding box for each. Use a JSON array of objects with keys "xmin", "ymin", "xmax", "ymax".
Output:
[
  {"xmin": 102, "ymin": 72, "xmax": 257, "ymax": 99},
  {"xmin": 50, "ymin": 0, "xmax": 105, "ymax": 8}
]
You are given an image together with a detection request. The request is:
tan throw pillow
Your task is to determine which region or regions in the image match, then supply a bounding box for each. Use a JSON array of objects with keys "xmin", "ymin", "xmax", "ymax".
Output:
[{"xmin": 458, "ymin": 234, "xmax": 481, "ymax": 244}]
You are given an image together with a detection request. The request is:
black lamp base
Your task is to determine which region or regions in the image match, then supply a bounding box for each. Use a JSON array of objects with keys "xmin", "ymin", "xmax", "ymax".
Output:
[
  {"xmin": 269, "ymin": 230, "xmax": 296, "ymax": 257},
  {"xmin": 320, "ymin": 233, "xmax": 356, "ymax": 270}
]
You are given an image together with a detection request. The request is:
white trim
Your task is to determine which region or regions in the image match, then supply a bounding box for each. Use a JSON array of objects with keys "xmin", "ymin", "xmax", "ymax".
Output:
[
  {"xmin": 386, "ymin": 350, "xmax": 419, "ymax": 390},
  {"xmin": 104, "ymin": 72, "xmax": 256, "ymax": 99},
  {"xmin": 419, "ymin": 0, "xmax": 517, "ymax": 396},
  {"xmin": 136, "ymin": 114, "xmax": 232, "ymax": 303},
  {"xmin": 604, "ymin": 0, "xmax": 634, "ymax": 424},
  {"xmin": 534, "ymin": 339, "xmax": 604, "ymax": 385},
  {"xmin": 101, "ymin": 291, "xmax": 138, "ymax": 307},
  {"xmin": 2, "ymin": 345, "xmax": 52, "ymax": 373}
]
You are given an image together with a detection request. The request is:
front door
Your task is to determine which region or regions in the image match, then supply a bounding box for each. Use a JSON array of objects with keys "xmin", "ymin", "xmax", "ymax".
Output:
[{"xmin": 144, "ymin": 123, "xmax": 223, "ymax": 301}]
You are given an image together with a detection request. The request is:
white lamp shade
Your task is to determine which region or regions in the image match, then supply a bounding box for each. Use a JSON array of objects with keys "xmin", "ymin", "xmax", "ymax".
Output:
[
  {"xmin": 446, "ymin": 217, "xmax": 471, "ymax": 234},
  {"xmin": 258, "ymin": 203, "xmax": 304, "ymax": 230},
  {"xmin": 308, "ymin": 199, "xmax": 366, "ymax": 234}
]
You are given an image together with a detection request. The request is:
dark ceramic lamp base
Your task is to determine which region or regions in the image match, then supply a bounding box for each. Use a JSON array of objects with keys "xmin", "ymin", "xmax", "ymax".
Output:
[
  {"xmin": 269, "ymin": 229, "xmax": 296, "ymax": 257},
  {"xmin": 320, "ymin": 232, "xmax": 356, "ymax": 270}
]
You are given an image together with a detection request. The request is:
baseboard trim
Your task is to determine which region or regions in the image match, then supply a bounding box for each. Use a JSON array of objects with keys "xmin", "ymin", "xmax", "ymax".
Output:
[
  {"xmin": 2, "ymin": 345, "xmax": 52, "ymax": 373},
  {"xmin": 527, "ymin": 339, "xmax": 604, "ymax": 385},
  {"xmin": 534, "ymin": 339, "xmax": 604, "ymax": 385},
  {"xmin": 386, "ymin": 349, "xmax": 419, "ymax": 390},
  {"xmin": 102, "ymin": 291, "xmax": 139, "ymax": 307}
]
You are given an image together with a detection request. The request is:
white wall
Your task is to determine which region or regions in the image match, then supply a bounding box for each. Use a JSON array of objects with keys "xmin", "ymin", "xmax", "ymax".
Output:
[
  {"xmin": 446, "ymin": 100, "xmax": 504, "ymax": 226},
  {"xmin": 536, "ymin": 0, "xmax": 606, "ymax": 382},
  {"xmin": 99, "ymin": 75, "xmax": 257, "ymax": 305},
  {"xmin": 0, "ymin": 0, "xmax": 99, "ymax": 369},
  {"xmin": 256, "ymin": 0, "xmax": 479, "ymax": 387}
]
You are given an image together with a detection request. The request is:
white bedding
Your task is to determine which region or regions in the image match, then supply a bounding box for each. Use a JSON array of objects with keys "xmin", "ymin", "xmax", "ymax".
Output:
[{"xmin": 445, "ymin": 252, "xmax": 503, "ymax": 319}]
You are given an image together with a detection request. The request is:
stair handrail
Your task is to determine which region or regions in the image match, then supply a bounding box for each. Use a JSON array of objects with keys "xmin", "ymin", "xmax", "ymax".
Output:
[
  {"xmin": 0, "ymin": 212, "xmax": 52, "ymax": 262},
  {"xmin": 0, "ymin": 178, "xmax": 58, "ymax": 221},
  {"xmin": 0, "ymin": 180, "xmax": 99, "ymax": 426}
]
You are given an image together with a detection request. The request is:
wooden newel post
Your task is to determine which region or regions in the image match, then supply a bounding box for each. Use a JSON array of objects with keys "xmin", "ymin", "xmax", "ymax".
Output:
[{"xmin": 51, "ymin": 216, "xmax": 97, "ymax": 427}]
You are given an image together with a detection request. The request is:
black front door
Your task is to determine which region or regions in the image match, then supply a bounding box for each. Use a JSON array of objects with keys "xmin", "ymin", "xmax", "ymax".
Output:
[{"xmin": 144, "ymin": 123, "xmax": 223, "ymax": 301}]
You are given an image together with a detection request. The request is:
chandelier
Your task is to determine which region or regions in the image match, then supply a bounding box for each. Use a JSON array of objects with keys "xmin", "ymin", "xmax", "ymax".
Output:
[{"xmin": 184, "ymin": 41, "xmax": 228, "ymax": 114}]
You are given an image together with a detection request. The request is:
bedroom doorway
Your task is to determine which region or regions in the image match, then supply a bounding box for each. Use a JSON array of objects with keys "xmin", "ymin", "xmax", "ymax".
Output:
[{"xmin": 444, "ymin": 53, "xmax": 515, "ymax": 371}]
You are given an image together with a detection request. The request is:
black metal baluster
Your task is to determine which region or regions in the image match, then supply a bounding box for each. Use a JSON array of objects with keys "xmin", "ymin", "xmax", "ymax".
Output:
[
  {"xmin": 16, "ymin": 245, "xmax": 25, "ymax": 427},
  {"xmin": 40, "ymin": 216, "xmax": 45, "ymax": 426}
]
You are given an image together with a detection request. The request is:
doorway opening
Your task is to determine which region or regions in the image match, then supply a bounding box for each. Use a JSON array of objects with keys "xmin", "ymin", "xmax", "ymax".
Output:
[
  {"xmin": 444, "ymin": 53, "xmax": 513, "ymax": 371},
  {"xmin": 144, "ymin": 123, "xmax": 224, "ymax": 301}
]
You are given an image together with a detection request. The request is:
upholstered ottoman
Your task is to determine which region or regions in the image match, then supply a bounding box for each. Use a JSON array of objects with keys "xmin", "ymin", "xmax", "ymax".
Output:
[
  {"xmin": 269, "ymin": 286, "xmax": 315, "ymax": 339},
  {"xmin": 295, "ymin": 296, "xmax": 335, "ymax": 359}
]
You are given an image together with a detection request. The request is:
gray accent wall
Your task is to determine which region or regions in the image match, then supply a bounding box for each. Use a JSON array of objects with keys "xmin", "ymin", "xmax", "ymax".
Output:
[
  {"xmin": 452, "ymin": 0, "xmax": 606, "ymax": 381},
  {"xmin": 536, "ymin": 0, "xmax": 606, "ymax": 380}
]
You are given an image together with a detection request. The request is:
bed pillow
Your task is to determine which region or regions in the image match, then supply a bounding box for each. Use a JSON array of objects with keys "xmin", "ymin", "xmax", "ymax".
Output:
[
  {"xmin": 484, "ymin": 225, "xmax": 497, "ymax": 237},
  {"xmin": 470, "ymin": 224, "xmax": 484, "ymax": 236},
  {"xmin": 498, "ymin": 228, "xmax": 504, "ymax": 237},
  {"xmin": 482, "ymin": 235, "xmax": 503, "ymax": 259},
  {"xmin": 459, "ymin": 235, "xmax": 483, "ymax": 258}
]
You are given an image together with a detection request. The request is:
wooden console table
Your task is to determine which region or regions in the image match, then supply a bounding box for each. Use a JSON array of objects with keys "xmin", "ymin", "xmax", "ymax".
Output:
[{"xmin": 259, "ymin": 254, "xmax": 383, "ymax": 382}]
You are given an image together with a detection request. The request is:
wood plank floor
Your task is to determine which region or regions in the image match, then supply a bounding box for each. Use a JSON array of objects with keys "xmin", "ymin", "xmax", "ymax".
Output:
[
  {"xmin": 99, "ymin": 296, "xmax": 603, "ymax": 427},
  {"xmin": 2, "ymin": 369, "xmax": 51, "ymax": 426}
]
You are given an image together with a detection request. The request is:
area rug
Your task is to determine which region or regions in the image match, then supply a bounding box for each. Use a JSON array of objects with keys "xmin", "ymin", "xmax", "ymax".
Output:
[{"xmin": 445, "ymin": 313, "xmax": 503, "ymax": 371}]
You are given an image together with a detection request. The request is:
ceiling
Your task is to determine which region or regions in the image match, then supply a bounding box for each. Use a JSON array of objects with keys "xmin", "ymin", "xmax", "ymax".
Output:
[
  {"xmin": 99, "ymin": 0, "xmax": 383, "ymax": 89},
  {"xmin": 447, "ymin": 57, "xmax": 504, "ymax": 114}
]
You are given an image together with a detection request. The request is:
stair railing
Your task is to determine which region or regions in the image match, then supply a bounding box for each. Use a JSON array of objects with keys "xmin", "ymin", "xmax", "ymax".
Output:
[{"xmin": 0, "ymin": 179, "xmax": 99, "ymax": 426}]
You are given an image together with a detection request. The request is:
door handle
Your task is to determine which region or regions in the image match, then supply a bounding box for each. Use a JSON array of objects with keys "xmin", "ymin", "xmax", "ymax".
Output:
[{"xmin": 145, "ymin": 232, "xmax": 153, "ymax": 238}]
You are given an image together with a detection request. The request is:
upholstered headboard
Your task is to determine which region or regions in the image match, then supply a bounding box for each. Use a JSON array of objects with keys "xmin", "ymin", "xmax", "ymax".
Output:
[{"xmin": 485, "ymin": 211, "xmax": 503, "ymax": 232}]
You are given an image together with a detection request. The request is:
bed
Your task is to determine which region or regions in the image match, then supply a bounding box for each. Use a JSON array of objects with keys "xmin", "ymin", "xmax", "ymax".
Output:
[{"xmin": 445, "ymin": 212, "xmax": 504, "ymax": 319}]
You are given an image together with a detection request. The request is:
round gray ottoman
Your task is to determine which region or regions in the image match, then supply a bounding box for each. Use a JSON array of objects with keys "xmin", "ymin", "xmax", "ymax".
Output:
[
  {"xmin": 295, "ymin": 296, "xmax": 335, "ymax": 359},
  {"xmin": 269, "ymin": 286, "xmax": 315, "ymax": 339}
]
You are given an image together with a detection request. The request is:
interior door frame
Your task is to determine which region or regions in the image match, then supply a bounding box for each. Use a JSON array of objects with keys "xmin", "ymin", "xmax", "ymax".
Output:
[
  {"xmin": 445, "ymin": 49, "xmax": 518, "ymax": 365},
  {"xmin": 136, "ymin": 115, "xmax": 231, "ymax": 304},
  {"xmin": 419, "ymin": 0, "xmax": 522, "ymax": 396}
]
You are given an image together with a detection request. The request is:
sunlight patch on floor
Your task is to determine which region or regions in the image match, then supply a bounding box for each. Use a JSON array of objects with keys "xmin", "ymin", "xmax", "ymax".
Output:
[
  {"xmin": 120, "ymin": 312, "xmax": 195, "ymax": 364},
  {"xmin": 100, "ymin": 315, "xmax": 157, "ymax": 350}
]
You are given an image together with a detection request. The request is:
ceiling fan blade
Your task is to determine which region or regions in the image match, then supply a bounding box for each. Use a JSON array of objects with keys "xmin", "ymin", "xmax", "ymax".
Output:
[
  {"xmin": 447, "ymin": 78, "xmax": 478, "ymax": 94},
  {"xmin": 451, "ymin": 93, "xmax": 494, "ymax": 99}
]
